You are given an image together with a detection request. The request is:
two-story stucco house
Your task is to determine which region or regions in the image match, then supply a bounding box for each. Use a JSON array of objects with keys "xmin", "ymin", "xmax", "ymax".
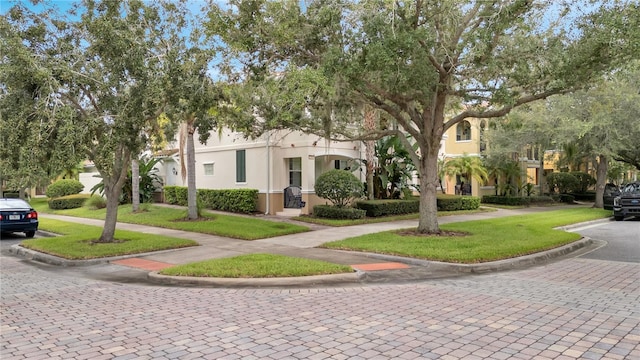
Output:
[{"xmin": 157, "ymin": 129, "xmax": 365, "ymax": 215}]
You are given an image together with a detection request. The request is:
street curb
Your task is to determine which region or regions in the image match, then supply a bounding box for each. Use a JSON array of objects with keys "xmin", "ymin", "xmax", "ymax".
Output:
[
  {"xmin": 147, "ymin": 270, "xmax": 364, "ymax": 287},
  {"xmin": 7, "ymin": 244, "xmax": 191, "ymax": 267}
]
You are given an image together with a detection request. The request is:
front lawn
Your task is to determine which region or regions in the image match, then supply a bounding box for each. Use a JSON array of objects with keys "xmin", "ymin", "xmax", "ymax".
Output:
[
  {"xmin": 30, "ymin": 198, "xmax": 309, "ymax": 240},
  {"xmin": 321, "ymin": 208, "xmax": 611, "ymax": 263},
  {"xmin": 159, "ymin": 253, "xmax": 354, "ymax": 278},
  {"xmin": 22, "ymin": 218, "xmax": 198, "ymax": 260}
]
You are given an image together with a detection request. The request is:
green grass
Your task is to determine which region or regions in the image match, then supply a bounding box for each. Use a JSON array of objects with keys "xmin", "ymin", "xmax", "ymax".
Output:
[
  {"xmin": 30, "ymin": 198, "xmax": 309, "ymax": 240},
  {"xmin": 293, "ymin": 208, "xmax": 496, "ymax": 226},
  {"xmin": 321, "ymin": 208, "xmax": 611, "ymax": 263},
  {"xmin": 22, "ymin": 218, "xmax": 198, "ymax": 260},
  {"xmin": 159, "ymin": 253, "xmax": 354, "ymax": 278}
]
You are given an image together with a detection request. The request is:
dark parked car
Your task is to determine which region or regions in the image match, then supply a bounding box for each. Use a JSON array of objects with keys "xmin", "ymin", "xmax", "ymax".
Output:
[
  {"xmin": 0, "ymin": 198, "xmax": 39, "ymax": 238},
  {"xmin": 603, "ymin": 183, "xmax": 621, "ymax": 210},
  {"xmin": 613, "ymin": 182, "xmax": 640, "ymax": 221}
]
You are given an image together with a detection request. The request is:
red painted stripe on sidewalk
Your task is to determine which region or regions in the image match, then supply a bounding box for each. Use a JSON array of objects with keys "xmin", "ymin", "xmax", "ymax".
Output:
[
  {"xmin": 351, "ymin": 262, "xmax": 410, "ymax": 271},
  {"xmin": 112, "ymin": 258, "xmax": 174, "ymax": 271}
]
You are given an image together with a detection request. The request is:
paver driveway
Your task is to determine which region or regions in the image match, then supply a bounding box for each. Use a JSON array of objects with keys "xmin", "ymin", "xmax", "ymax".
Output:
[{"xmin": 1, "ymin": 253, "xmax": 638, "ymax": 359}]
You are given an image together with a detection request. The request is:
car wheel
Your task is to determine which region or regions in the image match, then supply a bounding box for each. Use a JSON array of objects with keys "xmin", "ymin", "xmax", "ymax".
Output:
[
  {"xmin": 614, "ymin": 215, "xmax": 624, "ymax": 221},
  {"xmin": 25, "ymin": 231, "xmax": 36, "ymax": 238}
]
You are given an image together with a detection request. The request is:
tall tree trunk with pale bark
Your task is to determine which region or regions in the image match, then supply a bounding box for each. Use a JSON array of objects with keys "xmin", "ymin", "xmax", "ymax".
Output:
[
  {"xmin": 131, "ymin": 158, "xmax": 140, "ymax": 212},
  {"xmin": 363, "ymin": 106, "xmax": 376, "ymax": 200}
]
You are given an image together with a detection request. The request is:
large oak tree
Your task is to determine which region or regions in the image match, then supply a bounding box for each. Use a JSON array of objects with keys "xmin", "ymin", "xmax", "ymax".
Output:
[
  {"xmin": 208, "ymin": 0, "xmax": 639, "ymax": 233},
  {"xmin": 1, "ymin": 0, "xmax": 183, "ymax": 242}
]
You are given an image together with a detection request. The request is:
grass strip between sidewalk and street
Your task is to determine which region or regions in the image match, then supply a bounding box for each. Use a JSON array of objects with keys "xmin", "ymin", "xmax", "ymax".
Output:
[
  {"xmin": 159, "ymin": 253, "xmax": 354, "ymax": 278},
  {"xmin": 320, "ymin": 208, "xmax": 611, "ymax": 264},
  {"xmin": 22, "ymin": 218, "xmax": 198, "ymax": 260},
  {"xmin": 30, "ymin": 198, "xmax": 309, "ymax": 240}
]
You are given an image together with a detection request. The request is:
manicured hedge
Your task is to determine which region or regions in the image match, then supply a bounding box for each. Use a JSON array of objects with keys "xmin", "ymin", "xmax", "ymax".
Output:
[
  {"xmin": 163, "ymin": 186, "xmax": 258, "ymax": 214},
  {"xmin": 570, "ymin": 192, "xmax": 596, "ymax": 201},
  {"xmin": 437, "ymin": 195, "xmax": 481, "ymax": 211},
  {"xmin": 355, "ymin": 199, "xmax": 420, "ymax": 217},
  {"xmin": 48, "ymin": 194, "xmax": 90, "ymax": 210},
  {"xmin": 354, "ymin": 196, "xmax": 480, "ymax": 217},
  {"xmin": 552, "ymin": 194, "xmax": 575, "ymax": 204},
  {"xmin": 313, "ymin": 205, "xmax": 366, "ymax": 219},
  {"xmin": 482, "ymin": 195, "xmax": 555, "ymax": 206}
]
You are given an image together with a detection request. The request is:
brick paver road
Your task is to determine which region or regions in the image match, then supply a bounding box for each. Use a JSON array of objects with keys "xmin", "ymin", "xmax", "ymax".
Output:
[{"xmin": 1, "ymin": 254, "xmax": 638, "ymax": 359}]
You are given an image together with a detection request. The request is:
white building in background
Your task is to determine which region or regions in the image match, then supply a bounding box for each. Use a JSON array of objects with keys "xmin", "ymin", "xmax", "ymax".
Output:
[{"xmin": 156, "ymin": 129, "xmax": 365, "ymax": 215}]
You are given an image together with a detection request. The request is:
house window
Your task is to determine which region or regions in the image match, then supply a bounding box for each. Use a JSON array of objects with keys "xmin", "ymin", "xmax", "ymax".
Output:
[
  {"xmin": 334, "ymin": 159, "xmax": 348, "ymax": 170},
  {"xmin": 236, "ymin": 150, "xmax": 246, "ymax": 183},
  {"xmin": 203, "ymin": 163, "xmax": 214, "ymax": 176},
  {"xmin": 456, "ymin": 121, "xmax": 472, "ymax": 141},
  {"xmin": 289, "ymin": 157, "xmax": 302, "ymax": 187}
]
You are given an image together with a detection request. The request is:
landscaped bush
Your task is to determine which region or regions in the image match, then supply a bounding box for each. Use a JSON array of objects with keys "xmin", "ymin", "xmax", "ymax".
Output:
[
  {"xmin": 313, "ymin": 205, "xmax": 366, "ymax": 219},
  {"xmin": 355, "ymin": 199, "xmax": 420, "ymax": 217},
  {"xmin": 569, "ymin": 192, "xmax": 596, "ymax": 201},
  {"xmin": 482, "ymin": 195, "xmax": 531, "ymax": 206},
  {"xmin": 48, "ymin": 194, "xmax": 90, "ymax": 209},
  {"xmin": 483, "ymin": 195, "xmax": 557, "ymax": 206},
  {"xmin": 546, "ymin": 172, "xmax": 579, "ymax": 194},
  {"xmin": 46, "ymin": 179, "xmax": 84, "ymax": 198},
  {"xmin": 314, "ymin": 169, "xmax": 363, "ymax": 207},
  {"xmin": 528, "ymin": 196, "xmax": 555, "ymax": 204},
  {"xmin": 163, "ymin": 186, "xmax": 178, "ymax": 204},
  {"xmin": 570, "ymin": 172, "xmax": 596, "ymax": 193},
  {"xmin": 437, "ymin": 195, "xmax": 481, "ymax": 211},
  {"xmin": 85, "ymin": 195, "xmax": 107, "ymax": 209},
  {"xmin": 552, "ymin": 194, "xmax": 575, "ymax": 203},
  {"xmin": 2, "ymin": 192, "xmax": 20, "ymax": 198},
  {"xmin": 198, "ymin": 189, "xmax": 258, "ymax": 214},
  {"xmin": 163, "ymin": 186, "xmax": 258, "ymax": 214}
]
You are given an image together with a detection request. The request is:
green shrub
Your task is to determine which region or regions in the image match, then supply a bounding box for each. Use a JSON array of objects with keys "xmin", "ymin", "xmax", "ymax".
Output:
[
  {"xmin": 46, "ymin": 179, "xmax": 84, "ymax": 198},
  {"xmin": 570, "ymin": 192, "xmax": 596, "ymax": 201},
  {"xmin": 437, "ymin": 195, "xmax": 481, "ymax": 211},
  {"xmin": 3, "ymin": 192, "xmax": 20, "ymax": 198},
  {"xmin": 85, "ymin": 195, "xmax": 107, "ymax": 209},
  {"xmin": 546, "ymin": 172, "xmax": 579, "ymax": 194},
  {"xmin": 528, "ymin": 196, "xmax": 555, "ymax": 204},
  {"xmin": 164, "ymin": 186, "xmax": 178, "ymax": 204},
  {"xmin": 482, "ymin": 195, "xmax": 556, "ymax": 206},
  {"xmin": 314, "ymin": 170, "xmax": 363, "ymax": 207},
  {"xmin": 163, "ymin": 186, "xmax": 258, "ymax": 213},
  {"xmin": 355, "ymin": 199, "xmax": 420, "ymax": 217},
  {"xmin": 554, "ymin": 194, "xmax": 575, "ymax": 203},
  {"xmin": 482, "ymin": 196, "xmax": 531, "ymax": 206},
  {"xmin": 570, "ymin": 172, "xmax": 596, "ymax": 193},
  {"xmin": 48, "ymin": 194, "xmax": 90, "ymax": 209},
  {"xmin": 199, "ymin": 189, "xmax": 258, "ymax": 213},
  {"xmin": 313, "ymin": 205, "xmax": 366, "ymax": 219}
]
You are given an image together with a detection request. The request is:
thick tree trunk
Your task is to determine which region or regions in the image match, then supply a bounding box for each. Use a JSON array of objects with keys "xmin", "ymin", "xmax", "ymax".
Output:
[
  {"xmin": 100, "ymin": 185, "xmax": 121, "ymax": 242},
  {"xmin": 363, "ymin": 106, "xmax": 376, "ymax": 200},
  {"xmin": 417, "ymin": 148, "xmax": 440, "ymax": 234},
  {"xmin": 187, "ymin": 128, "xmax": 198, "ymax": 220},
  {"xmin": 97, "ymin": 146, "xmax": 131, "ymax": 243},
  {"xmin": 593, "ymin": 154, "xmax": 608, "ymax": 208},
  {"xmin": 131, "ymin": 158, "xmax": 140, "ymax": 212}
]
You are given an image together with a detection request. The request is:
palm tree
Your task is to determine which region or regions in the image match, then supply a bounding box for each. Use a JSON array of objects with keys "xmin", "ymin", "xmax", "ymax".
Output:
[{"xmin": 444, "ymin": 153, "xmax": 488, "ymax": 195}]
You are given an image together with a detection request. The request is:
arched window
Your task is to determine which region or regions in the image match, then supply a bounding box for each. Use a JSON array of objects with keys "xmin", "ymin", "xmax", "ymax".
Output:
[{"xmin": 456, "ymin": 121, "xmax": 471, "ymax": 141}]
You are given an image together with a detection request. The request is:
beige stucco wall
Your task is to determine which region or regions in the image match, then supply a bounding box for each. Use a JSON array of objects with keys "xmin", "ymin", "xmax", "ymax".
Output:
[{"xmin": 186, "ymin": 129, "xmax": 363, "ymax": 214}]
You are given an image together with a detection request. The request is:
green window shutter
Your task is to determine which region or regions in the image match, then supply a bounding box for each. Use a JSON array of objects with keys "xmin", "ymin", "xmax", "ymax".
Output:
[{"xmin": 236, "ymin": 150, "xmax": 246, "ymax": 182}]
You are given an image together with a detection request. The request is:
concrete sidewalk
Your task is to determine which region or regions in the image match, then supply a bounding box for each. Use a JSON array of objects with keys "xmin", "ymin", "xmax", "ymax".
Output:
[{"xmin": 14, "ymin": 204, "xmax": 605, "ymax": 287}]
